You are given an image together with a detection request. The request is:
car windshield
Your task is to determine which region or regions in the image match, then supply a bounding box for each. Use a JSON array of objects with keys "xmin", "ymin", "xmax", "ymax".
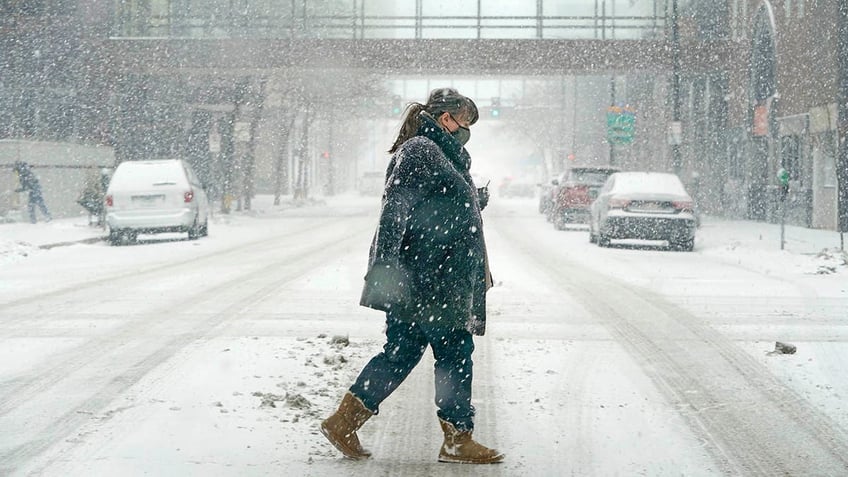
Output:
[{"xmin": 570, "ymin": 170, "xmax": 616, "ymax": 185}]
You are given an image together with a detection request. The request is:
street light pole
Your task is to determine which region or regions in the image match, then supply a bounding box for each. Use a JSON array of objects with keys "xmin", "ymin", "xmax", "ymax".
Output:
[
  {"xmin": 610, "ymin": 76, "xmax": 616, "ymax": 166},
  {"xmin": 670, "ymin": 0, "xmax": 682, "ymax": 176}
]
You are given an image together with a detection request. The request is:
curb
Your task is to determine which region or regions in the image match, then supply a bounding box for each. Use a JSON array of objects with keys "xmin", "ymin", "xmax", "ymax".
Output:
[{"xmin": 38, "ymin": 236, "xmax": 107, "ymax": 250}]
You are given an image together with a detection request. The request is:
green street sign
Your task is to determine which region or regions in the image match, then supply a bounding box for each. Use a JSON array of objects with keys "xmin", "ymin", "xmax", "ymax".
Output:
[{"xmin": 606, "ymin": 106, "xmax": 636, "ymax": 145}]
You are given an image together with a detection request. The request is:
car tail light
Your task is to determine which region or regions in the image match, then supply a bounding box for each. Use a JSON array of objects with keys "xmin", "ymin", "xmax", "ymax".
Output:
[
  {"xmin": 557, "ymin": 184, "xmax": 590, "ymax": 206},
  {"xmin": 672, "ymin": 200, "xmax": 694, "ymax": 212},
  {"xmin": 105, "ymin": 195, "xmax": 113, "ymax": 207},
  {"xmin": 184, "ymin": 190, "xmax": 194, "ymax": 203},
  {"xmin": 609, "ymin": 198, "xmax": 631, "ymax": 209}
]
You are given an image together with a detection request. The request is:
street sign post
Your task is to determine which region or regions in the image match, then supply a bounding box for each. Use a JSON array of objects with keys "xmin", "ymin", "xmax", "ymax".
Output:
[{"xmin": 777, "ymin": 167, "xmax": 790, "ymax": 250}]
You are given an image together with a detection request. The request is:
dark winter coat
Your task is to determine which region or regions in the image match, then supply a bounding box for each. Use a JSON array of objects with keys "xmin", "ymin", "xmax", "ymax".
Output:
[
  {"xmin": 14, "ymin": 163, "xmax": 44, "ymax": 199},
  {"xmin": 360, "ymin": 112, "xmax": 492, "ymax": 335}
]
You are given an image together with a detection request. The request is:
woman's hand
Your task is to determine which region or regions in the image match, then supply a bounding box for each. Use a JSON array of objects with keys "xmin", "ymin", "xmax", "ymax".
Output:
[{"xmin": 476, "ymin": 186, "xmax": 490, "ymax": 210}]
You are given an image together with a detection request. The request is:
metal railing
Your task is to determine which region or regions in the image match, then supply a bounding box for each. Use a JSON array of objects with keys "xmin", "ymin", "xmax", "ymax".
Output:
[{"xmin": 113, "ymin": 12, "xmax": 667, "ymax": 41}]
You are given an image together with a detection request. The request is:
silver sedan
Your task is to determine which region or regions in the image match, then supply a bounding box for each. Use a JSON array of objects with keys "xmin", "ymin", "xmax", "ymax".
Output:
[{"xmin": 589, "ymin": 171, "xmax": 697, "ymax": 251}]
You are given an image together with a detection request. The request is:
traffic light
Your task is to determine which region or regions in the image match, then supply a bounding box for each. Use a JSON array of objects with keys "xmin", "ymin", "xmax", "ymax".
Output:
[
  {"xmin": 391, "ymin": 95, "xmax": 402, "ymax": 116},
  {"xmin": 490, "ymin": 97, "xmax": 501, "ymax": 118},
  {"xmin": 777, "ymin": 167, "xmax": 790, "ymax": 201}
]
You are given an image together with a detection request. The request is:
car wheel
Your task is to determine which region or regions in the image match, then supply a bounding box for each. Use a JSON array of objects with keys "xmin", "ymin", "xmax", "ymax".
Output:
[
  {"xmin": 672, "ymin": 238, "xmax": 694, "ymax": 252},
  {"xmin": 114, "ymin": 230, "xmax": 136, "ymax": 246},
  {"xmin": 108, "ymin": 229, "xmax": 121, "ymax": 246},
  {"xmin": 200, "ymin": 221, "xmax": 209, "ymax": 237},
  {"xmin": 188, "ymin": 215, "xmax": 202, "ymax": 240},
  {"xmin": 553, "ymin": 216, "xmax": 565, "ymax": 231}
]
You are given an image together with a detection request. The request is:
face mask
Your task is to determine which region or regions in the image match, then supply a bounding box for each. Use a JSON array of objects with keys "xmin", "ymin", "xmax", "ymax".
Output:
[{"xmin": 452, "ymin": 125, "xmax": 471, "ymax": 145}]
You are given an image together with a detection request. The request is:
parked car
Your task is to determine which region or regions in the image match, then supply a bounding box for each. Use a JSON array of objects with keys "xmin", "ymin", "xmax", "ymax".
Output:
[
  {"xmin": 105, "ymin": 159, "xmax": 209, "ymax": 245},
  {"xmin": 550, "ymin": 166, "xmax": 620, "ymax": 229},
  {"xmin": 538, "ymin": 175, "xmax": 559, "ymax": 214},
  {"xmin": 589, "ymin": 171, "xmax": 697, "ymax": 251}
]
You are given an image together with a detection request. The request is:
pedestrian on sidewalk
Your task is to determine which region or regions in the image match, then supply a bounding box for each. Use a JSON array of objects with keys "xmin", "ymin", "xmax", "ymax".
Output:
[
  {"xmin": 13, "ymin": 161, "xmax": 52, "ymax": 223},
  {"xmin": 320, "ymin": 87, "xmax": 502, "ymax": 464}
]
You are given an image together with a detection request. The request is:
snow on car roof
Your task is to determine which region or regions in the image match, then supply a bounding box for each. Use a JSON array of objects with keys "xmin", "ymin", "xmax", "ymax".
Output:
[
  {"xmin": 109, "ymin": 159, "xmax": 185, "ymax": 189},
  {"xmin": 610, "ymin": 172, "xmax": 688, "ymax": 195}
]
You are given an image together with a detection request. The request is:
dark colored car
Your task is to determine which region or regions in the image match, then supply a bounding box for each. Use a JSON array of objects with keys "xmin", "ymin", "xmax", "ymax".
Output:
[
  {"xmin": 550, "ymin": 166, "xmax": 620, "ymax": 230},
  {"xmin": 589, "ymin": 171, "xmax": 697, "ymax": 251}
]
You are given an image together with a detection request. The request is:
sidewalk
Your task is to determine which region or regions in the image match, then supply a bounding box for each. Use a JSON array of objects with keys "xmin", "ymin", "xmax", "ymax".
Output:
[
  {"xmin": 1, "ymin": 216, "xmax": 106, "ymax": 249},
  {"xmin": 0, "ymin": 194, "xmax": 363, "ymax": 262}
]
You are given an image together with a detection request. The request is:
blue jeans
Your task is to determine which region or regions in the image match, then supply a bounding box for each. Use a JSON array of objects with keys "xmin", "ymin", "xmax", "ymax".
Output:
[
  {"xmin": 349, "ymin": 311, "xmax": 476, "ymax": 431},
  {"xmin": 28, "ymin": 193, "xmax": 51, "ymax": 223}
]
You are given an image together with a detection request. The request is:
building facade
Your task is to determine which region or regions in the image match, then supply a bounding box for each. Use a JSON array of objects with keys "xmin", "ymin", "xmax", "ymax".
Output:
[{"xmin": 1, "ymin": 1, "xmax": 845, "ymax": 227}]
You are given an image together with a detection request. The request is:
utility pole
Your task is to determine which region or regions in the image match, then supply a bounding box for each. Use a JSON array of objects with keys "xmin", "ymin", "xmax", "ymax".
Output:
[
  {"xmin": 670, "ymin": 0, "xmax": 682, "ymax": 176},
  {"xmin": 326, "ymin": 110, "xmax": 335, "ymax": 196},
  {"xmin": 609, "ymin": 76, "xmax": 616, "ymax": 166},
  {"xmin": 837, "ymin": 0, "xmax": 848, "ymax": 248},
  {"xmin": 243, "ymin": 78, "xmax": 266, "ymax": 211}
]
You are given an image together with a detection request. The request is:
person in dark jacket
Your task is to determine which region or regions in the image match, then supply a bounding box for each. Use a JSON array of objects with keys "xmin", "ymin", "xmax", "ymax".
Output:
[
  {"xmin": 13, "ymin": 161, "xmax": 51, "ymax": 223},
  {"xmin": 321, "ymin": 88, "xmax": 502, "ymax": 464}
]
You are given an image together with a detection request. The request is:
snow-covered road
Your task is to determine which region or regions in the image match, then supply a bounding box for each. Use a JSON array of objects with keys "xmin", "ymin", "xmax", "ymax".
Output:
[{"xmin": 1, "ymin": 196, "xmax": 847, "ymax": 476}]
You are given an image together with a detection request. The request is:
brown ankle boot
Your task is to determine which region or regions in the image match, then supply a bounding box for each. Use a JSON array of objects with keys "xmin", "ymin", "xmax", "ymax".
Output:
[
  {"xmin": 438, "ymin": 418, "xmax": 505, "ymax": 464},
  {"xmin": 320, "ymin": 392, "xmax": 375, "ymax": 460}
]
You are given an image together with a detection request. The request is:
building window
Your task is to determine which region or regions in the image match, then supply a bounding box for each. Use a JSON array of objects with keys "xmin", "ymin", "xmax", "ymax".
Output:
[
  {"xmin": 727, "ymin": 128, "xmax": 746, "ymax": 179},
  {"xmin": 730, "ymin": 0, "xmax": 748, "ymax": 40},
  {"xmin": 813, "ymin": 131, "xmax": 838, "ymax": 188},
  {"xmin": 785, "ymin": 0, "xmax": 806, "ymax": 20}
]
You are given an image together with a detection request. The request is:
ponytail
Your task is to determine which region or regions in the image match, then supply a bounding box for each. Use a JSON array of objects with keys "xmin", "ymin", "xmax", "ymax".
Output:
[{"xmin": 388, "ymin": 102, "xmax": 426, "ymax": 153}]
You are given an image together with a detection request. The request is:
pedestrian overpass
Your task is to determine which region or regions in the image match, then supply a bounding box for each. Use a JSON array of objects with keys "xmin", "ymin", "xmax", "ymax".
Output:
[
  {"xmin": 106, "ymin": 3, "xmax": 732, "ymax": 75},
  {"xmin": 99, "ymin": 2, "xmax": 736, "ymax": 200},
  {"xmin": 106, "ymin": 37, "xmax": 730, "ymax": 75}
]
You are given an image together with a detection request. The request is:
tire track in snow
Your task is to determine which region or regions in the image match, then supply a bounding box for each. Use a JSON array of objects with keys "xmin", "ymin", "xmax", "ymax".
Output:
[
  {"xmin": 0, "ymin": 217, "xmax": 375, "ymax": 474},
  {"xmin": 0, "ymin": 218, "xmax": 353, "ymax": 314},
  {"xmin": 495, "ymin": 215, "xmax": 848, "ymax": 476}
]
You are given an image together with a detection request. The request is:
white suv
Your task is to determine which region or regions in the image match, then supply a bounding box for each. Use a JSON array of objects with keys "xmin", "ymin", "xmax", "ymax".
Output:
[{"xmin": 105, "ymin": 159, "xmax": 209, "ymax": 245}]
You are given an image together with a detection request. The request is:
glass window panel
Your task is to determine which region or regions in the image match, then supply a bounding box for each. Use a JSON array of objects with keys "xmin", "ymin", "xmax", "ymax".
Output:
[
  {"xmin": 544, "ymin": 0, "xmax": 597, "ymax": 17},
  {"xmin": 480, "ymin": 0, "xmax": 536, "ymax": 16},
  {"xmin": 363, "ymin": 0, "xmax": 414, "ymax": 39},
  {"xmin": 422, "ymin": 1, "xmax": 477, "ymax": 16}
]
